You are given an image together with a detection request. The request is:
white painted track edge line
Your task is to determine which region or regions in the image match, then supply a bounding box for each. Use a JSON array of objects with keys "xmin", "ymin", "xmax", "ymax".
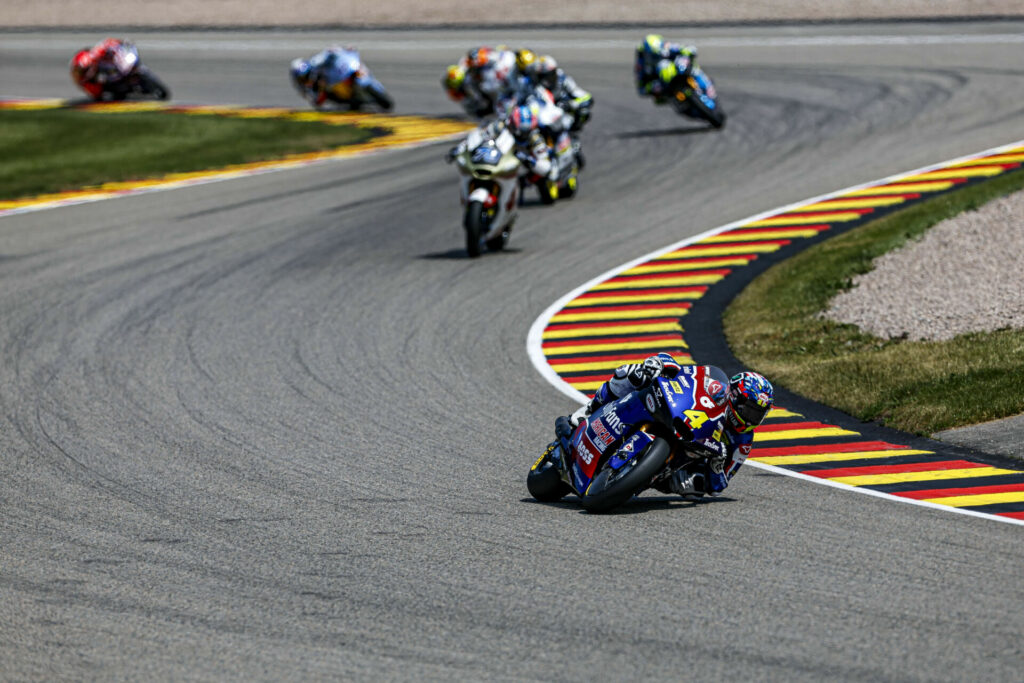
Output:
[
  {"xmin": 527, "ymin": 137, "xmax": 1024, "ymax": 402},
  {"xmin": 526, "ymin": 137, "xmax": 1024, "ymax": 526},
  {"xmin": 745, "ymin": 461, "xmax": 1024, "ymax": 527}
]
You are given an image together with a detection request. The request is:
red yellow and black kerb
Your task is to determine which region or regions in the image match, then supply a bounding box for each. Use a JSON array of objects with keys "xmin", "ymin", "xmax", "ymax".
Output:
[{"xmin": 538, "ymin": 145, "xmax": 1024, "ymax": 522}]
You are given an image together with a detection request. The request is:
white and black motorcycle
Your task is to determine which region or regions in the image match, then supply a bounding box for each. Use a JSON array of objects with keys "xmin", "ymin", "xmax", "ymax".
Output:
[{"xmin": 451, "ymin": 124, "xmax": 522, "ymax": 257}]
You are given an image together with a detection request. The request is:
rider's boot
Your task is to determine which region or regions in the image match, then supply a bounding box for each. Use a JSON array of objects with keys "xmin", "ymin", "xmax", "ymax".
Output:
[
  {"xmin": 668, "ymin": 469, "xmax": 707, "ymax": 497},
  {"xmin": 572, "ymin": 138, "xmax": 585, "ymax": 170}
]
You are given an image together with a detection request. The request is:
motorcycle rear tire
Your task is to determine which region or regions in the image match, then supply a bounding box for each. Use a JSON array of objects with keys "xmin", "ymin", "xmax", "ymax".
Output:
[
  {"xmin": 464, "ymin": 201, "xmax": 486, "ymax": 258},
  {"xmin": 527, "ymin": 455, "xmax": 571, "ymax": 502},
  {"xmin": 580, "ymin": 437, "xmax": 671, "ymax": 513}
]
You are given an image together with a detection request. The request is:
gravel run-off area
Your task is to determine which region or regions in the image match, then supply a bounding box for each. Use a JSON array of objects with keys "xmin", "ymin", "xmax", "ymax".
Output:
[{"xmin": 824, "ymin": 189, "xmax": 1024, "ymax": 341}]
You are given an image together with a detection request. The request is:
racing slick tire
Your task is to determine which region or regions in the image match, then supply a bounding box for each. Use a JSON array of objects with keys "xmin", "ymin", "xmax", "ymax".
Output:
[
  {"xmin": 580, "ymin": 437, "xmax": 671, "ymax": 513},
  {"xmin": 689, "ymin": 94, "xmax": 725, "ymax": 129},
  {"xmin": 528, "ymin": 447, "xmax": 571, "ymax": 502},
  {"xmin": 136, "ymin": 69, "xmax": 170, "ymax": 100},
  {"xmin": 559, "ymin": 169, "xmax": 579, "ymax": 200},
  {"xmin": 368, "ymin": 84, "xmax": 394, "ymax": 111},
  {"xmin": 537, "ymin": 179, "xmax": 558, "ymax": 205},
  {"xmin": 464, "ymin": 201, "xmax": 486, "ymax": 258}
]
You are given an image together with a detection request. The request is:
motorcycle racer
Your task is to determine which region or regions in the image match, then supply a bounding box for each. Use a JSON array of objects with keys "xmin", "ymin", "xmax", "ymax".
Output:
[
  {"xmin": 467, "ymin": 46, "xmax": 519, "ymax": 117},
  {"xmin": 634, "ymin": 33, "xmax": 699, "ymax": 103},
  {"xmin": 506, "ymin": 100, "xmax": 558, "ymax": 183},
  {"xmin": 444, "ymin": 86, "xmax": 572, "ymax": 190},
  {"xmin": 291, "ymin": 47, "xmax": 389, "ymax": 109},
  {"xmin": 442, "ymin": 61, "xmax": 494, "ymax": 118},
  {"xmin": 70, "ymin": 38, "xmax": 130, "ymax": 99},
  {"xmin": 561, "ymin": 353, "xmax": 774, "ymax": 498},
  {"xmin": 510, "ymin": 87, "xmax": 578, "ymax": 190},
  {"xmin": 290, "ymin": 58, "xmax": 315, "ymax": 96},
  {"xmin": 515, "ymin": 48, "xmax": 538, "ymax": 77},
  {"xmin": 444, "ymin": 92, "xmax": 562, "ymax": 182},
  {"xmin": 529, "ymin": 56, "xmax": 593, "ymax": 133}
]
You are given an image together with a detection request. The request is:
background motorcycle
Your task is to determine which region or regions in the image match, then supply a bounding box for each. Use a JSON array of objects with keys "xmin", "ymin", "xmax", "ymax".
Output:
[
  {"xmin": 311, "ymin": 52, "xmax": 393, "ymax": 111},
  {"xmin": 453, "ymin": 125, "xmax": 521, "ymax": 257},
  {"xmin": 518, "ymin": 129, "xmax": 581, "ymax": 205},
  {"xmin": 81, "ymin": 43, "xmax": 170, "ymax": 101},
  {"xmin": 666, "ymin": 57, "xmax": 725, "ymax": 128},
  {"xmin": 528, "ymin": 365, "xmax": 732, "ymax": 512}
]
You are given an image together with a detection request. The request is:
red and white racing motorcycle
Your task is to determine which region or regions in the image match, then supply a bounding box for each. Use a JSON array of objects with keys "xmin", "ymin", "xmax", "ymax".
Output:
[{"xmin": 71, "ymin": 40, "xmax": 170, "ymax": 101}]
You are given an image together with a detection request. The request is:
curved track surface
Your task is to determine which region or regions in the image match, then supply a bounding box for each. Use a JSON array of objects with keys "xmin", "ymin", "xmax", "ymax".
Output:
[{"xmin": 2, "ymin": 23, "xmax": 1024, "ymax": 680}]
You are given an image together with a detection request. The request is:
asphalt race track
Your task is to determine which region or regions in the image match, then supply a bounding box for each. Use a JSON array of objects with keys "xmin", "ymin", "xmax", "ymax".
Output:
[{"xmin": 2, "ymin": 22, "xmax": 1024, "ymax": 680}]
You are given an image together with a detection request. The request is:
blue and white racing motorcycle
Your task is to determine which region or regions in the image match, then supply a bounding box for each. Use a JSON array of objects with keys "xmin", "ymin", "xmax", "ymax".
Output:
[
  {"xmin": 528, "ymin": 365, "xmax": 731, "ymax": 512},
  {"xmin": 295, "ymin": 48, "xmax": 393, "ymax": 111},
  {"xmin": 666, "ymin": 57, "xmax": 725, "ymax": 128}
]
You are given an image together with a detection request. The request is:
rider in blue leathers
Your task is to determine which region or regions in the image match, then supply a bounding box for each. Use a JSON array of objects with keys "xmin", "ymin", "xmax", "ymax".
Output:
[
  {"xmin": 634, "ymin": 34, "xmax": 699, "ymax": 103},
  {"xmin": 561, "ymin": 352, "xmax": 774, "ymax": 498},
  {"xmin": 290, "ymin": 47, "xmax": 390, "ymax": 109}
]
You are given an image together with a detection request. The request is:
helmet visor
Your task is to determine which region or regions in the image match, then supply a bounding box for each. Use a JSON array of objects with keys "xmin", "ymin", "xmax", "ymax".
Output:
[{"xmin": 733, "ymin": 394, "xmax": 769, "ymax": 427}]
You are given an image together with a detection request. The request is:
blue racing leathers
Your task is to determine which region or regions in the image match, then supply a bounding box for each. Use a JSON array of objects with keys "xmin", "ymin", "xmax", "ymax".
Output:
[{"xmin": 572, "ymin": 353, "xmax": 754, "ymax": 496}]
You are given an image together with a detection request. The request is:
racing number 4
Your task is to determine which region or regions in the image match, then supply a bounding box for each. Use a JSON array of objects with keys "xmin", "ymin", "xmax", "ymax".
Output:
[{"xmin": 684, "ymin": 409, "xmax": 708, "ymax": 430}]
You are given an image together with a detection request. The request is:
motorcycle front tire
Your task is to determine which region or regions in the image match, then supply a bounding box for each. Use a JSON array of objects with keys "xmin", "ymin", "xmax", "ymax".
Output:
[
  {"xmin": 580, "ymin": 437, "xmax": 671, "ymax": 513},
  {"xmin": 135, "ymin": 69, "xmax": 170, "ymax": 100},
  {"xmin": 689, "ymin": 94, "xmax": 725, "ymax": 129},
  {"xmin": 368, "ymin": 84, "xmax": 394, "ymax": 111},
  {"xmin": 464, "ymin": 201, "xmax": 486, "ymax": 258}
]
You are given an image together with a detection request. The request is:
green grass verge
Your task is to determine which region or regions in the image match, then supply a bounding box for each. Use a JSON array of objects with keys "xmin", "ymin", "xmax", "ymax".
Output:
[
  {"xmin": 0, "ymin": 108, "xmax": 380, "ymax": 201},
  {"xmin": 724, "ymin": 167, "xmax": 1024, "ymax": 435}
]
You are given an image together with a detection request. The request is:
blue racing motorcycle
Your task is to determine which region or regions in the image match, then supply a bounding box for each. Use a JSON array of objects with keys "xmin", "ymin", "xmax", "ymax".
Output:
[
  {"xmin": 666, "ymin": 57, "xmax": 725, "ymax": 128},
  {"xmin": 528, "ymin": 365, "xmax": 731, "ymax": 512},
  {"xmin": 294, "ymin": 48, "xmax": 394, "ymax": 111}
]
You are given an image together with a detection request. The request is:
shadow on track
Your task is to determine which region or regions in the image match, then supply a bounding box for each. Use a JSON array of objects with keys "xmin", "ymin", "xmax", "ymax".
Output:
[
  {"xmin": 615, "ymin": 126, "xmax": 716, "ymax": 140},
  {"xmin": 520, "ymin": 495, "xmax": 734, "ymax": 514},
  {"xmin": 418, "ymin": 247, "xmax": 523, "ymax": 260}
]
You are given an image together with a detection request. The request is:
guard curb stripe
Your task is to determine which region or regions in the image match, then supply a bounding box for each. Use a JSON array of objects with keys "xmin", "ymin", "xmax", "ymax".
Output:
[
  {"xmin": 0, "ymin": 98, "xmax": 474, "ymax": 219},
  {"xmin": 526, "ymin": 139, "xmax": 1024, "ymax": 526}
]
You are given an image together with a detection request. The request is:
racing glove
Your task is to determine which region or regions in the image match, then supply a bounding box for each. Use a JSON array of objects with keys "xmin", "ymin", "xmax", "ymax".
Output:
[
  {"xmin": 707, "ymin": 456, "xmax": 729, "ymax": 496},
  {"xmin": 569, "ymin": 402, "xmax": 591, "ymax": 427},
  {"xmin": 608, "ymin": 357, "xmax": 665, "ymax": 394}
]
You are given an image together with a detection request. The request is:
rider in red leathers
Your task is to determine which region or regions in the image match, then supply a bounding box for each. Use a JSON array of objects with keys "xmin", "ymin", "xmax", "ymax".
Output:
[{"xmin": 70, "ymin": 38, "xmax": 127, "ymax": 99}]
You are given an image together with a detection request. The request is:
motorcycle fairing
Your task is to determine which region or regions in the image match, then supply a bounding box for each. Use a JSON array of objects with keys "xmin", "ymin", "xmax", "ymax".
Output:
[
  {"xmin": 649, "ymin": 366, "xmax": 729, "ymax": 443},
  {"xmin": 569, "ymin": 391, "xmax": 658, "ymax": 491},
  {"xmin": 329, "ymin": 79, "xmax": 354, "ymax": 101},
  {"xmin": 111, "ymin": 45, "xmax": 139, "ymax": 76},
  {"xmin": 607, "ymin": 431, "xmax": 655, "ymax": 471},
  {"xmin": 692, "ymin": 68, "xmax": 717, "ymax": 101}
]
